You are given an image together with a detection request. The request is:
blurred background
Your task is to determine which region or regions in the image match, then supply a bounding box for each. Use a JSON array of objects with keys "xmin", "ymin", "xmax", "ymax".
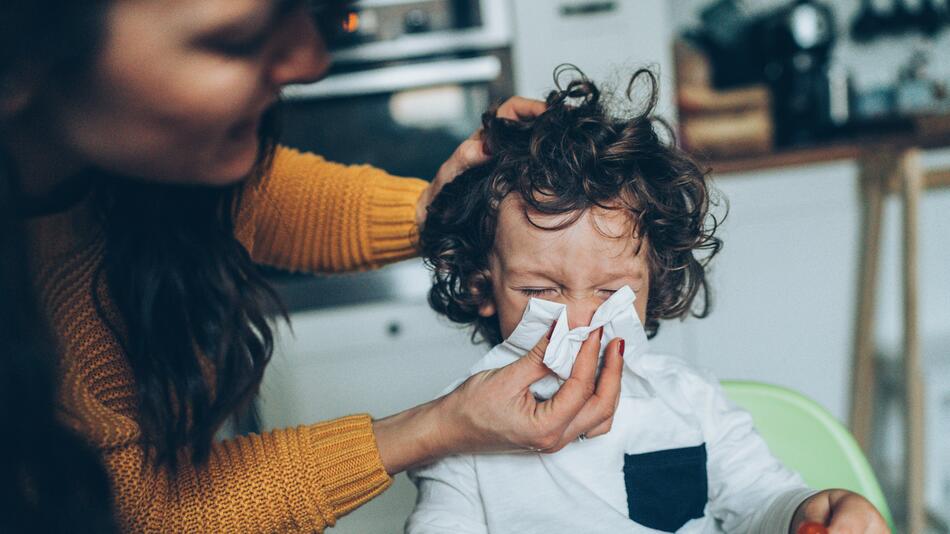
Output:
[{"xmin": 256, "ymin": 1, "xmax": 950, "ymax": 532}]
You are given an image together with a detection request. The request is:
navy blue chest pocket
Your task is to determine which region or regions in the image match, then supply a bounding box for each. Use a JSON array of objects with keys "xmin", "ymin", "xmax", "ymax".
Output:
[{"xmin": 623, "ymin": 443, "xmax": 708, "ymax": 532}]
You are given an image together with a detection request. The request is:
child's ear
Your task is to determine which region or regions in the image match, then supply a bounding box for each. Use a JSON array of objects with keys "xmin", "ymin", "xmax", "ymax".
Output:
[
  {"xmin": 470, "ymin": 270, "xmax": 496, "ymax": 318},
  {"xmin": 477, "ymin": 298, "xmax": 496, "ymax": 318}
]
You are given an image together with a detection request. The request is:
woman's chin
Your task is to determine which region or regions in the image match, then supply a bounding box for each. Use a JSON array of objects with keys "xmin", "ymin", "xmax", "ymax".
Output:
[{"xmin": 209, "ymin": 140, "xmax": 264, "ymax": 185}]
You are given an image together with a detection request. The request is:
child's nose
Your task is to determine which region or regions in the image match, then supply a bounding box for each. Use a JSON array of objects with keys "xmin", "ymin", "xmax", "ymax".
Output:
[{"xmin": 565, "ymin": 299, "xmax": 601, "ymax": 330}]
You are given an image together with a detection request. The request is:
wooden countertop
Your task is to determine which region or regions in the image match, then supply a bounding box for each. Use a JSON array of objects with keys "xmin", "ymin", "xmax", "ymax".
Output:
[{"xmin": 702, "ymin": 129, "xmax": 950, "ymax": 176}]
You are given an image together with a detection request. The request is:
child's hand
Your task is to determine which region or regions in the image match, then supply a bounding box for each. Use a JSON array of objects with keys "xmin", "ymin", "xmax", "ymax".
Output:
[{"xmin": 790, "ymin": 490, "xmax": 889, "ymax": 534}]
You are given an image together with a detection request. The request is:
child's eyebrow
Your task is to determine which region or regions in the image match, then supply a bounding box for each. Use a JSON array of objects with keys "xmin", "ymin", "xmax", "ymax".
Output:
[
  {"xmin": 506, "ymin": 268, "xmax": 643, "ymax": 281},
  {"xmin": 505, "ymin": 269, "xmax": 556, "ymax": 281}
]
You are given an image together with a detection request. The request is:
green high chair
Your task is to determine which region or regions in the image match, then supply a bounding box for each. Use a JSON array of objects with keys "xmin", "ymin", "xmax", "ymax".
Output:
[{"xmin": 721, "ymin": 381, "xmax": 895, "ymax": 531}]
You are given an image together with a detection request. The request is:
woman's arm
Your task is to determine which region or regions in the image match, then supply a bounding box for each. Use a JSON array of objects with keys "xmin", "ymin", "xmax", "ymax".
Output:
[
  {"xmin": 236, "ymin": 147, "xmax": 429, "ymax": 273},
  {"xmin": 235, "ymin": 96, "xmax": 547, "ymax": 275},
  {"xmin": 102, "ymin": 414, "xmax": 391, "ymax": 532},
  {"xmin": 88, "ymin": 309, "xmax": 621, "ymax": 533}
]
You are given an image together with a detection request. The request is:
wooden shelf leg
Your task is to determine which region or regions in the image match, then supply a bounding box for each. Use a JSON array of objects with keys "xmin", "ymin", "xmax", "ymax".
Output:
[
  {"xmin": 850, "ymin": 153, "xmax": 886, "ymax": 452},
  {"xmin": 901, "ymin": 149, "xmax": 926, "ymax": 534}
]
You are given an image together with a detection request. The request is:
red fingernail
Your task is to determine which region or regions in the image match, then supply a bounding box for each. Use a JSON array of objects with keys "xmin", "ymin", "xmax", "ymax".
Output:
[
  {"xmin": 619, "ymin": 339, "xmax": 625, "ymax": 358},
  {"xmin": 797, "ymin": 522, "xmax": 828, "ymax": 534},
  {"xmin": 546, "ymin": 320, "xmax": 557, "ymax": 340}
]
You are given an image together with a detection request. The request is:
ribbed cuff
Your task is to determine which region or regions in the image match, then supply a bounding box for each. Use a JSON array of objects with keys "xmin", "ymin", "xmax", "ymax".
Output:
[
  {"xmin": 364, "ymin": 176, "xmax": 429, "ymax": 265},
  {"xmin": 306, "ymin": 414, "xmax": 393, "ymax": 525},
  {"xmin": 753, "ymin": 487, "xmax": 820, "ymax": 534}
]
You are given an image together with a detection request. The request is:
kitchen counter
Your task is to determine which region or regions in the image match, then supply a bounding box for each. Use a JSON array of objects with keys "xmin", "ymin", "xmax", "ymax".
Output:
[{"xmin": 704, "ymin": 123, "xmax": 950, "ymax": 178}]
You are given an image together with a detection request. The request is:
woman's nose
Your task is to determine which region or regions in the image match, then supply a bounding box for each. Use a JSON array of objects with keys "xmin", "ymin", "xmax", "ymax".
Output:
[
  {"xmin": 565, "ymin": 299, "xmax": 601, "ymax": 330},
  {"xmin": 269, "ymin": 11, "xmax": 330, "ymax": 88}
]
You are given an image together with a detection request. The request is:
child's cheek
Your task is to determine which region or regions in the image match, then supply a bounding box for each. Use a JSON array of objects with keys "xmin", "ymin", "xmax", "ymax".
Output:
[{"xmin": 498, "ymin": 292, "xmax": 530, "ymax": 340}]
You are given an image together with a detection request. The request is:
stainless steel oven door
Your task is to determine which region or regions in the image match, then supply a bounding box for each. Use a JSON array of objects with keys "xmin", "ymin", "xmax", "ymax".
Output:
[{"xmin": 278, "ymin": 53, "xmax": 509, "ymax": 180}]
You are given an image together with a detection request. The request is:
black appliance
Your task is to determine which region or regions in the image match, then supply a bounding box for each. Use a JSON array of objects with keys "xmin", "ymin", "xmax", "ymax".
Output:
[{"xmin": 693, "ymin": 0, "xmax": 838, "ymax": 146}]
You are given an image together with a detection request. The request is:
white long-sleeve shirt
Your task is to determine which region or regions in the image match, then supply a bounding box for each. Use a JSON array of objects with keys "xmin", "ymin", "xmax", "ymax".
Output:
[{"xmin": 407, "ymin": 288, "xmax": 815, "ymax": 533}]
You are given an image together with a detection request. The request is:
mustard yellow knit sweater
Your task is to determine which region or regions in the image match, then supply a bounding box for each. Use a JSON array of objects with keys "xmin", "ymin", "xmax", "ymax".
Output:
[{"xmin": 25, "ymin": 147, "xmax": 429, "ymax": 532}]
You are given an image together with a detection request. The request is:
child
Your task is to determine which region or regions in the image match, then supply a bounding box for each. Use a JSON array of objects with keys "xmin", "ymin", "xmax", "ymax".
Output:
[{"xmin": 407, "ymin": 69, "xmax": 888, "ymax": 533}]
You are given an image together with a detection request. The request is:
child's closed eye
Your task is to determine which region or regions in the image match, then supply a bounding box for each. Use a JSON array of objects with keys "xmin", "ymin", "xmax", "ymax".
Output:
[
  {"xmin": 519, "ymin": 288, "xmax": 556, "ymax": 297},
  {"xmin": 517, "ymin": 288, "xmax": 620, "ymax": 298}
]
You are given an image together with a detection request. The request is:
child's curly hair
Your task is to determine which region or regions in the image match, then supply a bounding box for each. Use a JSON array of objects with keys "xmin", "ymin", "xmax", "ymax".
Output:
[{"xmin": 420, "ymin": 67, "xmax": 722, "ymax": 345}]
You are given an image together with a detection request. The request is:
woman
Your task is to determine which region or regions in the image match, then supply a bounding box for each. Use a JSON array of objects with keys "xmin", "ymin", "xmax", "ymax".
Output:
[{"xmin": 1, "ymin": 0, "xmax": 624, "ymax": 531}]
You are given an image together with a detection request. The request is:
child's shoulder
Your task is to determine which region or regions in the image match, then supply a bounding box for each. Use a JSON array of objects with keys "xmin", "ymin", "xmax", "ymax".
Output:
[
  {"xmin": 636, "ymin": 352, "xmax": 726, "ymax": 405},
  {"xmin": 637, "ymin": 352, "xmax": 718, "ymax": 383}
]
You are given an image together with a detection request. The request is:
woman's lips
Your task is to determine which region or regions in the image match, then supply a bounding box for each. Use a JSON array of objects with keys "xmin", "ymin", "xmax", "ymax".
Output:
[
  {"xmin": 230, "ymin": 98, "xmax": 277, "ymax": 140},
  {"xmin": 228, "ymin": 95, "xmax": 278, "ymax": 141}
]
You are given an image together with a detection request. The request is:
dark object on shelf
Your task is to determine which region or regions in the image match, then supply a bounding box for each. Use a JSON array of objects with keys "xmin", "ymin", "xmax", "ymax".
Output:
[
  {"xmin": 916, "ymin": 0, "xmax": 945, "ymax": 37},
  {"xmin": 688, "ymin": 0, "xmax": 838, "ymax": 147},
  {"xmin": 851, "ymin": 0, "xmax": 886, "ymax": 42},
  {"xmin": 888, "ymin": 0, "xmax": 916, "ymax": 36},
  {"xmin": 850, "ymin": 0, "xmax": 948, "ymax": 42}
]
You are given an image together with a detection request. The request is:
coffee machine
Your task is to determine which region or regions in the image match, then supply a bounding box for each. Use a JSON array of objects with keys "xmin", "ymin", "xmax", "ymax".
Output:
[{"xmin": 693, "ymin": 0, "xmax": 838, "ymax": 146}]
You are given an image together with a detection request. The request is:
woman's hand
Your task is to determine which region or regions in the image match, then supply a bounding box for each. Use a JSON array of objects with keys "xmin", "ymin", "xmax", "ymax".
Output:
[
  {"xmin": 415, "ymin": 97, "xmax": 547, "ymax": 227},
  {"xmin": 373, "ymin": 328, "xmax": 624, "ymax": 475},
  {"xmin": 790, "ymin": 490, "xmax": 889, "ymax": 534}
]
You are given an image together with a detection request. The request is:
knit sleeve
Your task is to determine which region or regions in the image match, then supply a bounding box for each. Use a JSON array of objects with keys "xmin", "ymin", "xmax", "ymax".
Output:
[
  {"xmin": 236, "ymin": 146, "xmax": 430, "ymax": 273},
  {"xmin": 103, "ymin": 414, "xmax": 392, "ymax": 533}
]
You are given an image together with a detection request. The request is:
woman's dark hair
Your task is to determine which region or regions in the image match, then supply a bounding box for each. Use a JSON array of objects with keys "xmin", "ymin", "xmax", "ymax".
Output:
[
  {"xmin": 1, "ymin": 2, "xmax": 116, "ymax": 532},
  {"xmin": 1, "ymin": 162, "xmax": 117, "ymax": 533},
  {"xmin": 92, "ymin": 116, "xmax": 286, "ymax": 468},
  {"xmin": 421, "ymin": 67, "xmax": 723, "ymax": 345}
]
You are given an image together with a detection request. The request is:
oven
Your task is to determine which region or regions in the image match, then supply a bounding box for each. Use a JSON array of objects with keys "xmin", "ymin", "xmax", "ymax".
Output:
[{"xmin": 278, "ymin": 0, "xmax": 514, "ymax": 181}]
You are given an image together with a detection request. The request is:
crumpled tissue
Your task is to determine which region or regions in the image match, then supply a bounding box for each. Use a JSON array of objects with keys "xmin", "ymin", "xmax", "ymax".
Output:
[{"xmin": 468, "ymin": 285, "xmax": 653, "ymax": 399}]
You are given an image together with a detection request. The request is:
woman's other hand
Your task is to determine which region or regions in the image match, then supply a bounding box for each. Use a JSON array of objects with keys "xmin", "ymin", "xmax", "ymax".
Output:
[
  {"xmin": 373, "ymin": 328, "xmax": 624, "ymax": 474},
  {"xmin": 415, "ymin": 97, "xmax": 546, "ymax": 227}
]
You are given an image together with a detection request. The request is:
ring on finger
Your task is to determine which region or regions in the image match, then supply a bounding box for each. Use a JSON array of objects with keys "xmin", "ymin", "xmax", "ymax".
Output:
[{"xmin": 577, "ymin": 432, "xmax": 588, "ymax": 442}]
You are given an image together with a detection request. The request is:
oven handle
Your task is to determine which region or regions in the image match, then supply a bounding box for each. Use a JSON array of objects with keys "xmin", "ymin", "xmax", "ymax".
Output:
[{"xmin": 281, "ymin": 56, "xmax": 502, "ymax": 100}]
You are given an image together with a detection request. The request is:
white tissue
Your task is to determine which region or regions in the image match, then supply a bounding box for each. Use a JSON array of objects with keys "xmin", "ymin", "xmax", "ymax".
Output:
[{"xmin": 468, "ymin": 285, "xmax": 653, "ymax": 399}]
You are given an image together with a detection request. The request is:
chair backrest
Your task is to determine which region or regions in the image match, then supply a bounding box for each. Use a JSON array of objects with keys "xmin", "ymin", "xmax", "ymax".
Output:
[{"xmin": 721, "ymin": 380, "xmax": 894, "ymax": 529}]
